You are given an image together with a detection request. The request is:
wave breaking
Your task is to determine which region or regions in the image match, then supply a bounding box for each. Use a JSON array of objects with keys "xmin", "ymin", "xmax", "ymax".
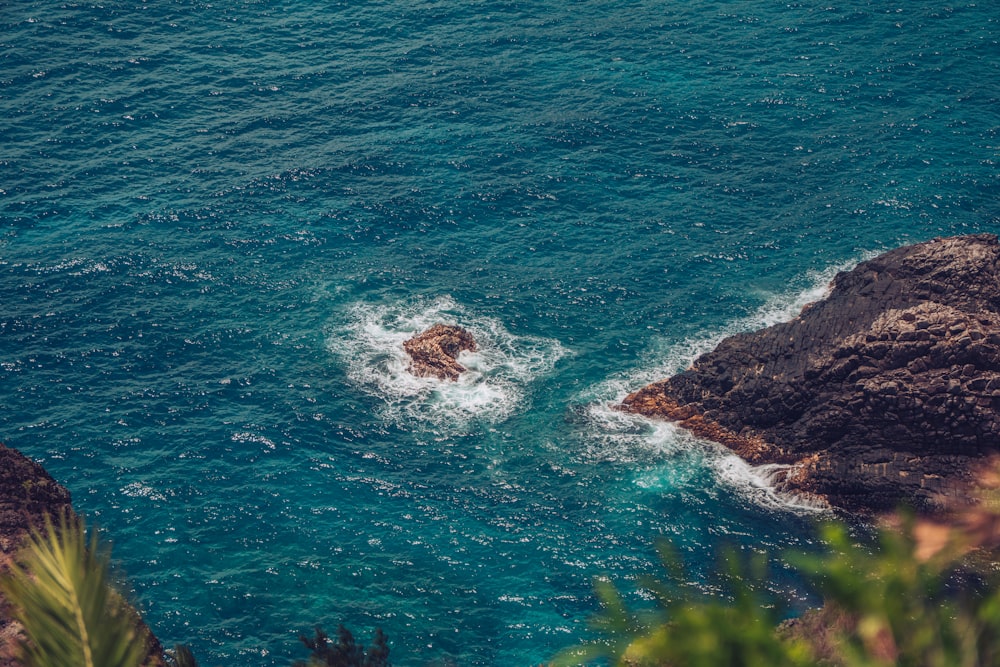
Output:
[
  {"xmin": 328, "ymin": 296, "xmax": 568, "ymax": 431},
  {"xmin": 575, "ymin": 259, "xmax": 868, "ymax": 513}
]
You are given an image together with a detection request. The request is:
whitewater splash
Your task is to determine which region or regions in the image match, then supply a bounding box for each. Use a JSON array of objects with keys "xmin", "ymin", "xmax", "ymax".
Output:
[
  {"xmin": 576, "ymin": 404, "xmax": 829, "ymax": 515},
  {"xmin": 713, "ymin": 457, "xmax": 831, "ymax": 515},
  {"xmin": 578, "ymin": 256, "xmax": 868, "ymax": 427},
  {"xmin": 576, "ymin": 258, "xmax": 873, "ymax": 514},
  {"xmin": 329, "ymin": 296, "xmax": 568, "ymax": 430},
  {"xmin": 572, "ymin": 400, "xmax": 703, "ymax": 464}
]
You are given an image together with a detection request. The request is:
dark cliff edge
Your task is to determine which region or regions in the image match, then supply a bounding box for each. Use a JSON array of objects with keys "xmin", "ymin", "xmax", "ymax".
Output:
[
  {"xmin": 622, "ymin": 234, "xmax": 1000, "ymax": 513},
  {"xmin": 0, "ymin": 443, "xmax": 165, "ymax": 666}
]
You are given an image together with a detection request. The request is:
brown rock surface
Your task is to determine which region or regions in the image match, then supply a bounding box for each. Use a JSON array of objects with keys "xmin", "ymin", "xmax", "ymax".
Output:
[
  {"xmin": 622, "ymin": 234, "xmax": 1000, "ymax": 512},
  {"xmin": 403, "ymin": 324, "xmax": 477, "ymax": 381}
]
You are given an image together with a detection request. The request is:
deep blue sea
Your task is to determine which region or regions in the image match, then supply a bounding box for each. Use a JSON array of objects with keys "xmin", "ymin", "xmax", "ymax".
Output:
[{"xmin": 1, "ymin": 1, "xmax": 998, "ymax": 664}]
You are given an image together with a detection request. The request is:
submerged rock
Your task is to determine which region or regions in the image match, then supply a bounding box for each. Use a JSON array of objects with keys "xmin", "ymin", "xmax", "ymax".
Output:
[
  {"xmin": 403, "ymin": 324, "xmax": 477, "ymax": 381},
  {"xmin": 622, "ymin": 234, "xmax": 1000, "ymax": 512}
]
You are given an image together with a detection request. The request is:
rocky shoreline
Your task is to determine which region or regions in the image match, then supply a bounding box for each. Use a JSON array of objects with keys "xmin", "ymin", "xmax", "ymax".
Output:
[
  {"xmin": 0, "ymin": 445, "xmax": 74, "ymax": 666},
  {"xmin": 623, "ymin": 234, "xmax": 1000, "ymax": 512}
]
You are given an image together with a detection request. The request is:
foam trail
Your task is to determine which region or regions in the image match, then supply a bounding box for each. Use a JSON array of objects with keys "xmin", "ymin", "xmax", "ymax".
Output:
[
  {"xmin": 328, "ymin": 296, "xmax": 568, "ymax": 431},
  {"xmin": 743, "ymin": 252, "xmax": 881, "ymax": 330},
  {"xmin": 574, "ymin": 402, "xmax": 830, "ymax": 513},
  {"xmin": 574, "ymin": 405, "xmax": 700, "ymax": 464},
  {"xmin": 713, "ymin": 456, "xmax": 830, "ymax": 515},
  {"xmin": 583, "ymin": 252, "xmax": 879, "ymax": 413}
]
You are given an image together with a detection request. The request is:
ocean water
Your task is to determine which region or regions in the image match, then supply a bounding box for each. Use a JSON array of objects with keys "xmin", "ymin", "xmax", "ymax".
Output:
[{"xmin": 1, "ymin": 0, "xmax": 997, "ymax": 664}]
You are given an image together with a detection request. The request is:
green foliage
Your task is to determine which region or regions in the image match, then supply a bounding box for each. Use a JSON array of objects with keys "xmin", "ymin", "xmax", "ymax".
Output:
[
  {"xmin": 294, "ymin": 624, "xmax": 390, "ymax": 667},
  {"xmin": 792, "ymin": 518, "xmax": 1000, "ymax": 667},
  {"xmin": 557, "ymin": 511, "xmax": 1000, "ymax": 667},
  {"xmin": 553, "ymin": 543, "xmax": 813, "ymax": 667},
  {"xmin": 0, "ymin": 507, "xmax": 398, "ymax": 667},
  {"xmin": 8, "ymin": 485, "xmax": 1000, "ymax": 667},
  {"xmin": 0, "ymin": 510, "xmax": 148, "ymax": 667}
]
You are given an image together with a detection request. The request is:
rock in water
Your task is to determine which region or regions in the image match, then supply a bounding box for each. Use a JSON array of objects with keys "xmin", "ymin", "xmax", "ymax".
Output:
[
  {"xmin": 403, "ymin": 324, "xmax": 477, "ymax": 381},
  {"xmin": 622, "ymin": 234, "xmax": 1000, "ymax": 512}
]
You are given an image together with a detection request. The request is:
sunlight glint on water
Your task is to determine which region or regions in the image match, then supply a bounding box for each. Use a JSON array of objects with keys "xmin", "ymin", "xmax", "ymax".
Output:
[{"xmin": 0, "ymin": 1, "xmax": 996, "ymax": 664}]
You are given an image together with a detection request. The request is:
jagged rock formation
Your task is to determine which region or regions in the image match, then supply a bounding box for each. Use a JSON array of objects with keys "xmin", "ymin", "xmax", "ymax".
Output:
[
  {"xmin": 622, "ymin": 234, "xmax": 1000, "ymax": 512},
  {"xmin": 0, "ymin": 444, "xmax": 165, "ymax": 666},
  {"xmin": 403, "ymin": 324, "xmax": 477, "ymax": 381}
]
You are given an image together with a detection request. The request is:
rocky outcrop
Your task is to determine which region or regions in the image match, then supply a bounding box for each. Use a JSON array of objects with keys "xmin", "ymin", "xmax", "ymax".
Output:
[
  {"xmin": 0, "ymin": 444, "xmax": 165, "ymax": 666},
  {"xmin": 622, "ymin": 234, "xmax": 1000, "ymax": 512},
  {"xmin": 0, "ymin": 446, "xmax": 73, "ymax": 564},
  {"xmin": 403, "ymin": 324, "xmax": 477, "ymax": 381}
]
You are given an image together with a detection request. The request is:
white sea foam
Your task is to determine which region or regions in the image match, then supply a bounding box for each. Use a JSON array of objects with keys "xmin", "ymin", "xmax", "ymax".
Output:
[
  {"xmin": 578, "ymin": 402, "xmax": 829, "ymax": 513},
  {"xmin": 120, "ymin": 481, "xmax": 168, "ymax": 502},
  {"xmin": 328, "ymin": 296, "xmax": 568, "ymax": 430},
  {"xmin": 578, "ymin": 256, "xmax": 873, "ymax": 512},
  {"xmin": 583, "ymin": 253, "xmax": 870, "ymax": 415},
  {"xmin": 713, "ymin": 457, "xmax": 830, "ymax": 515},
  {"xmin": 231, "ymin": 431, "xmax": 277, "ymax": 450},
  {"xmin": 573, "ymin": 398, "xmax": 703, "ymax": 465}
]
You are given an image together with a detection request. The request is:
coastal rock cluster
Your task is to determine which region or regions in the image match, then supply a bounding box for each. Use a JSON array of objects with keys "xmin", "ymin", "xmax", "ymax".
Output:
[
  {"xmin": 403, "ymin": 324, "xmax": 477, "ymax": 381},
  {"xmin": 623, "ymin": 234, "xmax": 1000, "ymax": 511}
]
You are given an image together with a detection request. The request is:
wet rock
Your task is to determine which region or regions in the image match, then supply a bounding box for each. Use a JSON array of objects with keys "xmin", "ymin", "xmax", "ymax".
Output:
[
  {"xmin": 403, "ymin": 324, "xmax": 477, "ymax": 381},
  {"xmin": 622, "ymin": 234, "xmax": 1000, "ymax": 512}
]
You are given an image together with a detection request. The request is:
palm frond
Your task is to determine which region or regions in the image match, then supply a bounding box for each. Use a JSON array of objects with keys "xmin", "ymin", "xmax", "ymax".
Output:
[{"xmin": 0, "ymin": 510, "xmax": 147, "ymax": 667}]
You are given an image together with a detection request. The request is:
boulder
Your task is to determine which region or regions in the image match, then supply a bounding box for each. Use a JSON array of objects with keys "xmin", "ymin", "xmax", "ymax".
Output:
[
  {"xmin": 403, "ymin": 324, "xmax": 477, "ymax": 381},
  {"xmin": 622, "ymin": 234, "xmax": 1000, "ymax": 512}
]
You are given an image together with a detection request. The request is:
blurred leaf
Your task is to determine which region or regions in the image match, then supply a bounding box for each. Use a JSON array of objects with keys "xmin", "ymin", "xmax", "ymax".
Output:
[{"xmin": 561, "ymin": 544, "xmax": 814, "ymax": 666}]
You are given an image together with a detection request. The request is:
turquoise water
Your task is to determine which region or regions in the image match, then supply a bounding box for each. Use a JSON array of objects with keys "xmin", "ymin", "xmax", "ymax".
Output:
[{"xmin": 1, "ymin": 1, "xmax": 998, "ymax": 664}]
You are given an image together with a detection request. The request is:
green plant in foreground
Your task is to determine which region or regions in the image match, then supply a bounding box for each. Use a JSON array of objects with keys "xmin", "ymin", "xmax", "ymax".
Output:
[
  {"xmin": 8, "ymin": 484, "xmax": 1000, "ymax": 667},
  {"xmin": 556, "ymin": 504, "xmax": 1000, "ymax": 667},
  {"xmin": 552, "ymin": 543, "xmax": 813, "ymax": 667},
  {"xmin": 0, "ymin": 510, "xmax": 149, "ymax": 667},
  {"xmin": 789, "ymin": 516, "xmax": 1000, "ymax": 667},
  {"xmin": 0, "ymin": 506, "xmax": 390, "ymax": 667}
]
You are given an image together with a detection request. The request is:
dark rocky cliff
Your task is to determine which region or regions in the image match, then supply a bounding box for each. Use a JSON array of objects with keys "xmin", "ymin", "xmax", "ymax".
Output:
[{"xmin": 622, "ymin": 234, "xmax": 1000, "ymax": 512}]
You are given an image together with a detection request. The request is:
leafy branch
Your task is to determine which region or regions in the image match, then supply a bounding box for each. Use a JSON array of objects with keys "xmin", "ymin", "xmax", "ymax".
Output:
[{"xmin": 0, "ymin": 510, "xmax": 150, "ymax": 667}]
